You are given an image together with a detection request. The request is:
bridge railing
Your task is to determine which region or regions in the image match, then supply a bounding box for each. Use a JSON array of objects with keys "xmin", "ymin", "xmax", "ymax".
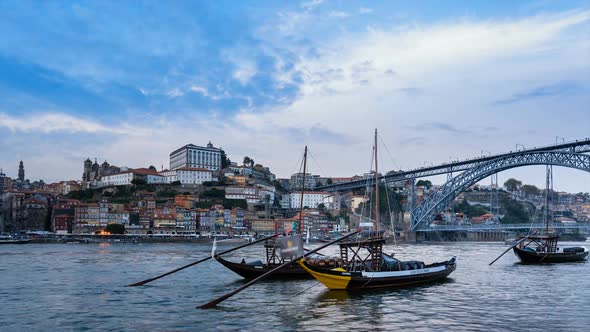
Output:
[{"xmin": 418, "ymin": 223, "xmax": 590, "ymax": 232}]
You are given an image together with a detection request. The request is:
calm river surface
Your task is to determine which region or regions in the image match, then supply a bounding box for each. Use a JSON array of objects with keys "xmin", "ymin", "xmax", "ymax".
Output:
[{"xmin": 1, "ymin": 241, "xmax": 589, "ymax": 331}]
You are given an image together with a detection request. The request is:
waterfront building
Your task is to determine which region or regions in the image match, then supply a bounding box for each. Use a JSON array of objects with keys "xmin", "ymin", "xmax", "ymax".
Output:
[
  {"xmin": 169, "ymin": 142, "xmax": 222, "ymax": 171},
  {"xmin": 51, "ymin": 199, "xmax": 80, "ymax": 233},
  {"xmin": 74, "ymin": 203, "xmax": 101, "ymax": 231},
  {"xmin": 249, "ymin": 218, "xmax": 277, "ymax": 232},
  {"xmin": 196, "ymin": 208, "xmax": 213, "ymax": 230},
  {"xmin": 294, "ymin": 210, "xmax": 330, "ymax": 234},
  {"xmin": 153, "ymin": 213, "xmax": 176, "ymax": 232}
]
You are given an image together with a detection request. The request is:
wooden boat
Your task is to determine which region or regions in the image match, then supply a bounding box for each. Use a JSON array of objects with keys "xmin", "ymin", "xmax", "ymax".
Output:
[
  {"xmin": 513, "ymin": 235, "xmax": 589, "ymax": 264},
  {"xmin": 215, "ymin": 146, "xmax": 337, "ymax": 280},
  {"xmin": 299, "ymin": 129, "xmax": 457, "ymax": 290},
  {"xmin": 299, "ymin": 237, "xmax": 456, "ymax": 290},
  {"xmin": 511, "ymin": 166, "xmax": 588, "ymax": 264},
  {"xmin": 0, "ymin": 235, "xmax": 30, "ymax": 244},
  {"xmin": 215, "ymin": 240, "xmax": 318, "ymax": 279}
]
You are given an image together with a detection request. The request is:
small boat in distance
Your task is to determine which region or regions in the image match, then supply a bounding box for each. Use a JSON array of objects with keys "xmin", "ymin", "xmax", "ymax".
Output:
[
  {"xmin": 0, "ymin": 234, "xmax": 30, "ymax": 244},
  {"xmin": 299, "ymin": 129, "xmax": 457, "ymax": 290}
]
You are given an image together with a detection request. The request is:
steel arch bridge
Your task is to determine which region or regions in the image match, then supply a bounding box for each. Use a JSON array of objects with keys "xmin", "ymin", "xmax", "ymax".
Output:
[
  {"xmin": 317, "ymin": 138, "xmax": 590, "ymax": 192},
  {"xmin": 411, "ymin": 151, "xmax": 590, "ymax": 231}
]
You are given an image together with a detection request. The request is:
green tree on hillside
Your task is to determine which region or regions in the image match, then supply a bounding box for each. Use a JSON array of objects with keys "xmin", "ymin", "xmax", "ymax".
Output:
[
  {"xmin": 416, "ymin": 180, "xmax": 432, "ymax": 188},
  {"xmin": 221, "ymin": 150, "xmax": 230, "ymax": 169},
  {"xmin": 521, "ymin": 184, "xmax": 541, "ymax": 197},
  {"xmin": 503, "ymin": 178, "xmax": 522, "ymax": 192}
]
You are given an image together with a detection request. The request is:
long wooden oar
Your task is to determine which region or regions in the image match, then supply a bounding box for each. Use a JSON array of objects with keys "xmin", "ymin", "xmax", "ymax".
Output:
[
  {"xmin": 127, "ymin": 233, "xmax": 280, "ymax": 287},
  {"xmin": 198, "ymin": 230, "xmax": 360, "ymax": 309},
  {"xmin": 489, "ymin": 233, "xmax": 534, "ymax": 266}
]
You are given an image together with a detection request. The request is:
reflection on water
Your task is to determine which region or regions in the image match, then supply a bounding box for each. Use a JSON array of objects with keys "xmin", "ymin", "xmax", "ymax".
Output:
[{"xmin": 1, "ymin": 241, "xmax": 589, "ymax": 331}]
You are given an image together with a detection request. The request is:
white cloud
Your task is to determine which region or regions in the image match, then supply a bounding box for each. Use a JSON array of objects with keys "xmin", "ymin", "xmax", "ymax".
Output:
[
  {"xmin": 232, "ymin": 63, "xmax": 257, "ymax": 85},
  {"xmin": 329, "ymin": 11, "xmax": 350, "ymax": 18},
  {"xmin": 301, "ymin": 0, "xmax": 324, "ymax": 10},
  {"xmin": 166, "ymin": 88, "xmax": 184, "ymax": 98},
  {"xmin": 359, "ymin": 7, "xmax": 373, "ymax": 14},
  {"xmin": 0, "ymin": 112, "xmax": 132, "ymax": 135}
]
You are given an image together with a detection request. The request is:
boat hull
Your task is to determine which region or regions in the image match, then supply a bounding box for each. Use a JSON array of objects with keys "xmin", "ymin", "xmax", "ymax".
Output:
[
  {"xmin": 513, "ymin": 247, "xmax": 589, "ymax": 264},
  {"xmin": 298, "ymin": 258, "xmax": 456, "ymax": 290},
  {"xmin": 215, "ymin": 256, "xmax": 312, "ymax": 280},
  {"xmin": 0, "ymin": 239, "xmax": 30, "ymax": 244}
]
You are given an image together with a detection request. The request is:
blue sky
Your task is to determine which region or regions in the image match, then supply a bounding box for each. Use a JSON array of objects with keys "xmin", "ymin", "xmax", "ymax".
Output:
[{"xmin": 0, "ymin": 0, "xmax": 589, "ymax": 192}]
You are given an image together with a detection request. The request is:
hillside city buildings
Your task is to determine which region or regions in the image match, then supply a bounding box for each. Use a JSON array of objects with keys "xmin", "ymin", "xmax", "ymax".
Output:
[{"xmin": 1, "ymin": 142, "xmax": 590, "ymax": 237}]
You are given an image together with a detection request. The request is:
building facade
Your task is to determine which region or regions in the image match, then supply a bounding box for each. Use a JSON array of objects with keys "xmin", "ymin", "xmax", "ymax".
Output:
[
  {"xmin": 290, "ymin": 191, "xmax": 331, "ymax": 209},
  {"xmin": 289, "ymin": 173, "xmax": 318, "ymax": 191},
  {"xmin": 101, "ymin": 168, "xmax": 166, "ymax": 186},
  {"xmin": 169, "ymin": 142, "xmax": 222, "ymax": 171}
]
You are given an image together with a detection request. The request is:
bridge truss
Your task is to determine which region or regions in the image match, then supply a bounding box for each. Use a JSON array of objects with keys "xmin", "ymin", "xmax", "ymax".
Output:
[
  {"xmin": 318, "ymin": 138, "xmax": 590, "ymax": 192},
  {"xmin": 410, "ymin": 151, "xmax": 590, "ymax": 231}
]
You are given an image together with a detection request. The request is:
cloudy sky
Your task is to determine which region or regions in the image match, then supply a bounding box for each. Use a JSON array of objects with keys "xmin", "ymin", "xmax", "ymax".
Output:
[{"xmin": 0, "ymin": 0, "xmax": 589, "ymax": 192}]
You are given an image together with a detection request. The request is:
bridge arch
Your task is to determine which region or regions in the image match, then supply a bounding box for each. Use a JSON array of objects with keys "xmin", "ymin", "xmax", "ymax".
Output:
[{"xmin": 411, "ymin": 151, "xmax": 590, "ymax": 231}]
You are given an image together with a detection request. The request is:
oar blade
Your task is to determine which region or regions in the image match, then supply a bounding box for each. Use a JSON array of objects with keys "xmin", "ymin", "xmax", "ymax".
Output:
[
  {"xmin": 489, "ymin": 236, "xmax": 529, "ymax": 266},
  {"xmin": 126, "ymin": 233, "xmax": 280, "ymax": 287}
]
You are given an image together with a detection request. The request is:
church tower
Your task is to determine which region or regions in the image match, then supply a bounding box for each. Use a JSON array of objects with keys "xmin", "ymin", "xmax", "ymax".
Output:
[
  {"xmin": 83, "ymin": 158, "xmax": 92, "ymax": 182},
  {"xmin": 18, "ymin": 161, "xmax": 25, "ymax": 182}
]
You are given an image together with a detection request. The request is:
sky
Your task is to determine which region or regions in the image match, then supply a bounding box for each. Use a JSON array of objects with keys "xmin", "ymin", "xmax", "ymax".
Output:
[{"xmin": 0, "ymin": 0, "xmax": 589, "ymax": 193}]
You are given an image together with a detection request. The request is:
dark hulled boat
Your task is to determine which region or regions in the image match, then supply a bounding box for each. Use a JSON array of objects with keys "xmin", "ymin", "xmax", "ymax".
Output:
[
  {"xmin": 299, "ymin": 129, "xmax": 456, "ymax": 290},
  {"xmin": 513, "ymin": 235, "xmax": 589, "ymax": 264},
  {"xmin": 299, "ymin": 237, "xmax": 456, "ymax": 290},
  {"xmin": 214, "ymin": 240, "xmax": 314, "ymax": 279},
  {"xmin": 215, "ymin": 145, "xmax": 339, "ymax": 280},
  {"xmin": 0, "ymin": 235, "xmax": 30, "ymax": 244},
  {"xmin": 511, "ymin": 166, "xmax": 588, "ymax": 264}
]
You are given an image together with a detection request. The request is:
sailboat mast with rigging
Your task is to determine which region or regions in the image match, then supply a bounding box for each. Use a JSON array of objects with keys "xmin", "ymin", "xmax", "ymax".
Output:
[{"xmin": 299, "ymin": 129, "xmax": 457, "ymax": 290}]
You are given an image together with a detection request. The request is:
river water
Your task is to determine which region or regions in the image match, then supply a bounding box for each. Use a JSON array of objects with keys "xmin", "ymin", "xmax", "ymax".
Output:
[{"xmin": 1, "ymin": 241, "xmax": 589, "ymax": 331}]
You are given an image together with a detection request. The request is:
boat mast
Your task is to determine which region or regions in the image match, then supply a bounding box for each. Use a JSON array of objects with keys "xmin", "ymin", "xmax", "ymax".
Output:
[
  {"xmin": 298, "ymin": 146, "xmax": 308, "ymax": 234},
  {"xmin": 374, "ymin": 129, "xmax": 379, "ymax": 237},
  {"xmin": 544, "ymin": 165, "xmax": 553, "ymax": 236}
]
